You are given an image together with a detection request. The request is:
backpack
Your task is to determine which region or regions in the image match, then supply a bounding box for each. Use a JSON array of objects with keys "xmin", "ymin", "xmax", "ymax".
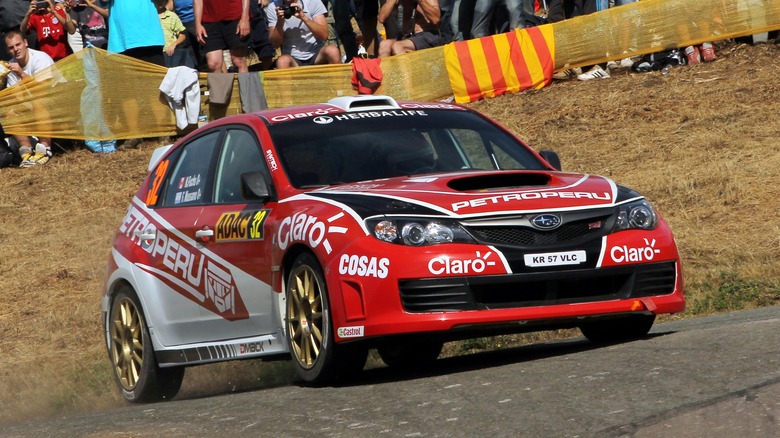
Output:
[{"xmin": 0, "ymin": 122, "xmax": 21, "ymax": 168}]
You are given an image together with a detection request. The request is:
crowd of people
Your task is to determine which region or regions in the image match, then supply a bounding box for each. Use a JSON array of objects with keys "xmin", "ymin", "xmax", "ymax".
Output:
[{"xmin": 0, "ymin": 0, "xmax": 745, "ymax": 168}]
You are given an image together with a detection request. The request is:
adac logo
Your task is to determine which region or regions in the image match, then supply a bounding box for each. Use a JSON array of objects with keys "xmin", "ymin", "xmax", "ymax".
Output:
[
  {"xmin": 216, "ymin": 209, "xmax": 269, "ymax": 242},
  {"xmin": 531, "ymin": 214, "xmax": 562, "ymax": 230}
]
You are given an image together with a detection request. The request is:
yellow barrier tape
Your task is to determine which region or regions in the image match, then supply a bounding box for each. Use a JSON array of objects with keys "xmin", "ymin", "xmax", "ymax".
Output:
[{"xmin": 0, "ymin": 0, "xmax": 778, "ymax": 139}]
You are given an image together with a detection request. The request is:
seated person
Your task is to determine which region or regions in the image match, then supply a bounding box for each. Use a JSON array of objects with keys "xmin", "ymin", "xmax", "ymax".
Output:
[
  {"xmin": 378, "ymin": 0, "xmax": 443, "ymax": 58},
  {"xmin": 265, "ymin": 0, "xmax": 340, "ymax": 68},
  {"xmin": 4, "ymin": 30, "xmax": 55, "ymax": 167}
]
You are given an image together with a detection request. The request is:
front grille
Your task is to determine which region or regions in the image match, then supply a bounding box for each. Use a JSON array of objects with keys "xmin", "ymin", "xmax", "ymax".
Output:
[
  {"xmin": 467, "ymin": 217, "xmax": 609, "ymax": 247},
  {"xmin": 399, "ymin": 261, "xmax": 677, "ymax": 313}
]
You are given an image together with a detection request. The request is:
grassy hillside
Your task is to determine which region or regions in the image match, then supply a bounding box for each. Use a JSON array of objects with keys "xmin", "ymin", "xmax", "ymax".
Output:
[{"xmin": 0, "ymin": 41, "xmax": 778, "ymax": 425}]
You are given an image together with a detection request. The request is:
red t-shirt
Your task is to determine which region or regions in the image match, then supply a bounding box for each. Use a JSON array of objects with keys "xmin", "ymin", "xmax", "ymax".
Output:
[
  {"xmin": 202, "ymin": 0, "xmax": 243, "ymax": 22},
  {"xmin": 27, "ymin": 6, "xmax": 72, "ymax": 61}
]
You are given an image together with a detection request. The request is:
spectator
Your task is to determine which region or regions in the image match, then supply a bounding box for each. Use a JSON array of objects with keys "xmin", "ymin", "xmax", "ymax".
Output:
[
  {"xmin": 107, "ymin": 0, "xmax": 165, "ymax": 149},
  {"xmin": 155, "ymin": 0, "xmax": 195, "ymax": 67},
  {"xmin": 448, "ymin": 0, "xmax": 476, "ymax": 42},
  {"xmin": 378, "ymin": 0, "xmax": 443, "ymax": 57},
  {"xmin": 20, "ymin": 0, "xmax": 76, "ymax": 61},
  {"xmin": 331, "ymin": 0, "xmax": 379, "ymax": 61},
  {"xmin": 4, "ymin": 30, "xmax": 55, "ymax": 166},
  {"xmin": 193, "ymin": 0, "xmax": 250, "ymax": 73},
  {"xmin": 166, "ymin": 0, "xmax": 204, "ymax": 69},
  {"xmin": 248, "ymin": 0, "xmax": 274, "ymax": 70},
  {"xmin": 68, "ymin": 0, "xmax": 109, "ymax": 50},
  {"xmin": 266, "ymin": 0, "xmax": 341, "ymax": 68},
  {"xmin": 107, "ymin": 0, "xmax": 165, "ymax": 65},
  {"xmin": 470, "ymin": 0, "xmax": 534, "ymax": 39}
]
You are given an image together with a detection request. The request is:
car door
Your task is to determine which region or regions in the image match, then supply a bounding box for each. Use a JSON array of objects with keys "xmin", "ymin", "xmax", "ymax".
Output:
[
  {"xmin": 187, "ymin": 126, "xmax": 278, "ymax": 342},
  {"xmin": 139, "ymin": 130, "xmax": 222, "ymax": 347}
]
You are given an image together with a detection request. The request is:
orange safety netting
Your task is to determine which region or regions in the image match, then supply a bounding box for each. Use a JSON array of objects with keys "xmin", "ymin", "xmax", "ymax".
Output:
[{"xmin": 0, "ymin": 0, "xmax": 778, "ymax": 140}]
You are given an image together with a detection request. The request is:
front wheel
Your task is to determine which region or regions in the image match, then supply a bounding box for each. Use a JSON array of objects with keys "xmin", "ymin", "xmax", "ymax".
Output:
[
  {"xmin": 579, "ymin": 314, "xmax": 656, "ymax": 344},
  {"xmin": 286, "ymin": 252, "xmax": 367, "ymax": 383},
  {"xmin": 108, "ymin": 286, "xmax": 184, "ymax": 402}
]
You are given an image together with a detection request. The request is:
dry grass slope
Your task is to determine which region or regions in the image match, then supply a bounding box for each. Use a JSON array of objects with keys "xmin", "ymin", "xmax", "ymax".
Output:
[{"xmin": 0, "ymin": 41, "xmax": 778, "ymax": 425}]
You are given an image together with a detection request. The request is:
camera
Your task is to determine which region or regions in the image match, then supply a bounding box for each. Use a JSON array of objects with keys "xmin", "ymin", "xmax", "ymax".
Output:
[
  {"xmin": 282, "ymin": 3, "xmax": 300, "ymax": 19},
  {"xmin": 35, "ymin": 1, "xmax": 48, "ymax": 9}
]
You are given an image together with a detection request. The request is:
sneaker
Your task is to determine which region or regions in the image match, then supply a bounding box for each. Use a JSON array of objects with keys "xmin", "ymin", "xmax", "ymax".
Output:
[
  {"xmin": 552, "ymin": 67, "xmax": 582, "ymax": 80},
  {"xmin": 19, "ymin": 143, "xmax": 51, "ymax": 167},
  {"xmin": 619, "ymin": 57, "xmax": 635, "ymax": 68},
  {"xmin": 19, "ymin": 146, "xmax": 33, "ymax": 163},
  {"xmin": 699, "ymin": 42, "xmax": 717, "ymax": 62},
  {"xmin": 577, "ymin": 65, "xmax": 610, "ymax": 81},
  {"xmin": 684, "ymin": 46, "xmax": 701, "ymax": 65}
]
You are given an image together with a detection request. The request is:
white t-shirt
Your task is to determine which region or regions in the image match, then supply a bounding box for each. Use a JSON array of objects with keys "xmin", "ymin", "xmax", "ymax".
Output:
[
  {"xmin": 6, "ymin": 48, "xmax": 55, "ymax": 87},
  {"xmin": 265, "ymin": 0, "xmax": 326, "ymax": 61}
]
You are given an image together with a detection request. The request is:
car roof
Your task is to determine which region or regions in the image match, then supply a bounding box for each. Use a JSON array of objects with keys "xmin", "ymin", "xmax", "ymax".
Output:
[{"xmin": 256, "ymin": 95, "xmax": 468, "ymax": 125}]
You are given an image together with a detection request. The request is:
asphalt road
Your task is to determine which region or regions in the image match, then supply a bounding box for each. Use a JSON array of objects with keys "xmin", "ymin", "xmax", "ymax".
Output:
[{"xmin": 4, "ymin": 306, "xmax": 779, "ymax": 438}]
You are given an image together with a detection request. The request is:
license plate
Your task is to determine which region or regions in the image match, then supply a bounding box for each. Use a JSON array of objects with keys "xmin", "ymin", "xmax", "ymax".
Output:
[{"xmin": 524, "ymin": 250, "xmax": 586, "ymax": 267}]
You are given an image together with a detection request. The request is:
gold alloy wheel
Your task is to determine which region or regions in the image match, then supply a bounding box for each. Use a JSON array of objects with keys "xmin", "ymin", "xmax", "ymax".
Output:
[
  {"xmin": 110, "ymin": 297, "xmax": 144, "ymax": 390},
  {"xmin": 287, "ymin": 265, "xmax": 324, "ymax": 369}
]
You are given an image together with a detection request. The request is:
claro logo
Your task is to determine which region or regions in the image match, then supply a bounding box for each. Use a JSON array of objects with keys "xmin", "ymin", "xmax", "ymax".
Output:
[
  {"xmin": 610, "ymin": 238, "xmax": 661, "ymax": 263},
  {"xmin": 428, "ymin": 251, "xmax": 496, "ymax": 275},
  {"xmin": 277, "ymin": 211, "xmax": 349, "ymax": 254}
]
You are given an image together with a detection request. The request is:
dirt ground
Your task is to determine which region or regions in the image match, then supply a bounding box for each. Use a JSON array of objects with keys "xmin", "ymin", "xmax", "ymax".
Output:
[{"xmin": 0, "ymin": 40, "xmax": 778, "ymax": 425}]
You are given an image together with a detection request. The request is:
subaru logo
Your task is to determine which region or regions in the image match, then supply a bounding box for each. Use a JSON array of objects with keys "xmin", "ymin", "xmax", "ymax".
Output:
[{"xmin": 531, "ymin": 214, "xmax": 562, "ymax": 230}]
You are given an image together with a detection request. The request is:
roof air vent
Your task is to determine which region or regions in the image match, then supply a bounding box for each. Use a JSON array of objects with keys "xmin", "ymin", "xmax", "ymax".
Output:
[{"xmin": 327, "ymin": 95, "xmax": 401, "ymax": 112}]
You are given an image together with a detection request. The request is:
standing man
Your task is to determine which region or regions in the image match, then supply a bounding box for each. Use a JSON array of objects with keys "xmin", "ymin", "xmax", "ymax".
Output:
[
  {"xmin": 4, "ymin": 30, "xmax": 55, "ymax": 167},
  {"xmin": 20, "ymin": 0, "xmax": 76, "ymax": 61},
  {"xmin": 193, "ymin": 0, "xmax": 250, "ymax": 73}
]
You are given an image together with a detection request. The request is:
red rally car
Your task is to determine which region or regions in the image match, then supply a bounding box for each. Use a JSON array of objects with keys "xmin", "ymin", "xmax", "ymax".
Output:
[{"xmin": 103, "ymin": 95, "xmax": 684, "ymax": 402}]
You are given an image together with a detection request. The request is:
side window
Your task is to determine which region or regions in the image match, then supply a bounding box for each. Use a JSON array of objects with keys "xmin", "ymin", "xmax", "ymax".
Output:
[
  {"xmin": 159, "ymin": 131, "xmax": 220, "ymax": 207},
  {"xmin": 214, "ymin": 129, "xmax": 265, "ymax": 204}
]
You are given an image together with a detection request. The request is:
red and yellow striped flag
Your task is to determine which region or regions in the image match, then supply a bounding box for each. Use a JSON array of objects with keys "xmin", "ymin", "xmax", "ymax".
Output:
[{"xmin": 444, "ymin": 25, "xmax": 555, "ymax": 104}]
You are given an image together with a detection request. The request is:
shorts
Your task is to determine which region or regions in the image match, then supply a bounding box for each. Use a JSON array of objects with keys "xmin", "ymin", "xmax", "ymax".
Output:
[
  {"xmin": 406, "ymin": 31, "xmax": 444, "ymax": 51},
  {"xmin": 203, "ymin": 20, "xmax": 249, "ymax": 53},
  {"xmin": 121, "ymin": 46, "xmax": 165, "ymax": 67}
]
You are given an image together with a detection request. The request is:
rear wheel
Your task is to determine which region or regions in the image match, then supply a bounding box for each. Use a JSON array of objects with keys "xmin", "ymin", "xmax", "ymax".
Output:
[
  {"xmin": 377, "ymin": 340, "xmax": 444, "ymax": 370},
  {"xmin": 286, "ymin": 253, "xmax": 367, "ymax": 383},
  {"xmin": 579, "ymin": 314, "xmax": 656, "ymax": 344},
  {"xmin": 108, "ymin": 286, "xmax": 184, "ymax": 402}
]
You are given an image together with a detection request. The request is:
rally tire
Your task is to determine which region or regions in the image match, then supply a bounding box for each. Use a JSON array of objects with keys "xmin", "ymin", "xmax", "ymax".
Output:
[
  {"xmin": 377, "ymin": 340, "xmax": 444, "ymax": 370},
  {"xmin": 108, "ymin": 286, "xmax": 184, "ymax": 402},
  {"xmin": 579, "ymin": 314, "xmax": 656, "ymax": 344},
  {"xmin": 286, "ymin": 252, "xmax": 368, "ymax": 383}
]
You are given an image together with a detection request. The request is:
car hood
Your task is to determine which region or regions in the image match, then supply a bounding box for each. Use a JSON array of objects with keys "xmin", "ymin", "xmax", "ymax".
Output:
[{"xmin": 306, "ymin": 170, "xmax": 632, "ymax": 218}]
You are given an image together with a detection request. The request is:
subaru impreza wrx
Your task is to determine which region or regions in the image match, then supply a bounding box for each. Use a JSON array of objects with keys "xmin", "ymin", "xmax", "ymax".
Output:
[{"xmin": 102, "ymin": 95, "xmax": 684, "ymax": 402}]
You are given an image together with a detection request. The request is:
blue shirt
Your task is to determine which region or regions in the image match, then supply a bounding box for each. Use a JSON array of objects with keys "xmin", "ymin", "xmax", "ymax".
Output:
[
  {"xmin": 173, "ymin": 0, "xmax": 194, "ymax": 24},
  {"xmin": 107, "ymin": 0, "xmax": 165, "ymax": 53}
]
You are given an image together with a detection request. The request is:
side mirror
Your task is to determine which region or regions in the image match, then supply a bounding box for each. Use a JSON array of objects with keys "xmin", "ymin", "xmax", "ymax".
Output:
[
  {"xmin": 539, "ymin": 150, "xmax": 561, "ymax": 171},
  {"xmin": 241, "ymin": 171, "xmax": 271, "ymax": 201}
]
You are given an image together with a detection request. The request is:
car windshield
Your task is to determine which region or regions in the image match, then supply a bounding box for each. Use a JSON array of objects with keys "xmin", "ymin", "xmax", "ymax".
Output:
[{"xmin": 267, "ymin": 109, "xmax": 547, "ymax": 188}]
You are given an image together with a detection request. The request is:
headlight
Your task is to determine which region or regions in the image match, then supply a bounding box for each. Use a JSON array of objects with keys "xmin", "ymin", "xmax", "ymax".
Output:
[
  {"xmin": 367, "ymin": 218, "xmax": 475, "ymax": 246},
  {"xmin": 613, "ymin": 199, "xmax": 658, "ymax": 232}
]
